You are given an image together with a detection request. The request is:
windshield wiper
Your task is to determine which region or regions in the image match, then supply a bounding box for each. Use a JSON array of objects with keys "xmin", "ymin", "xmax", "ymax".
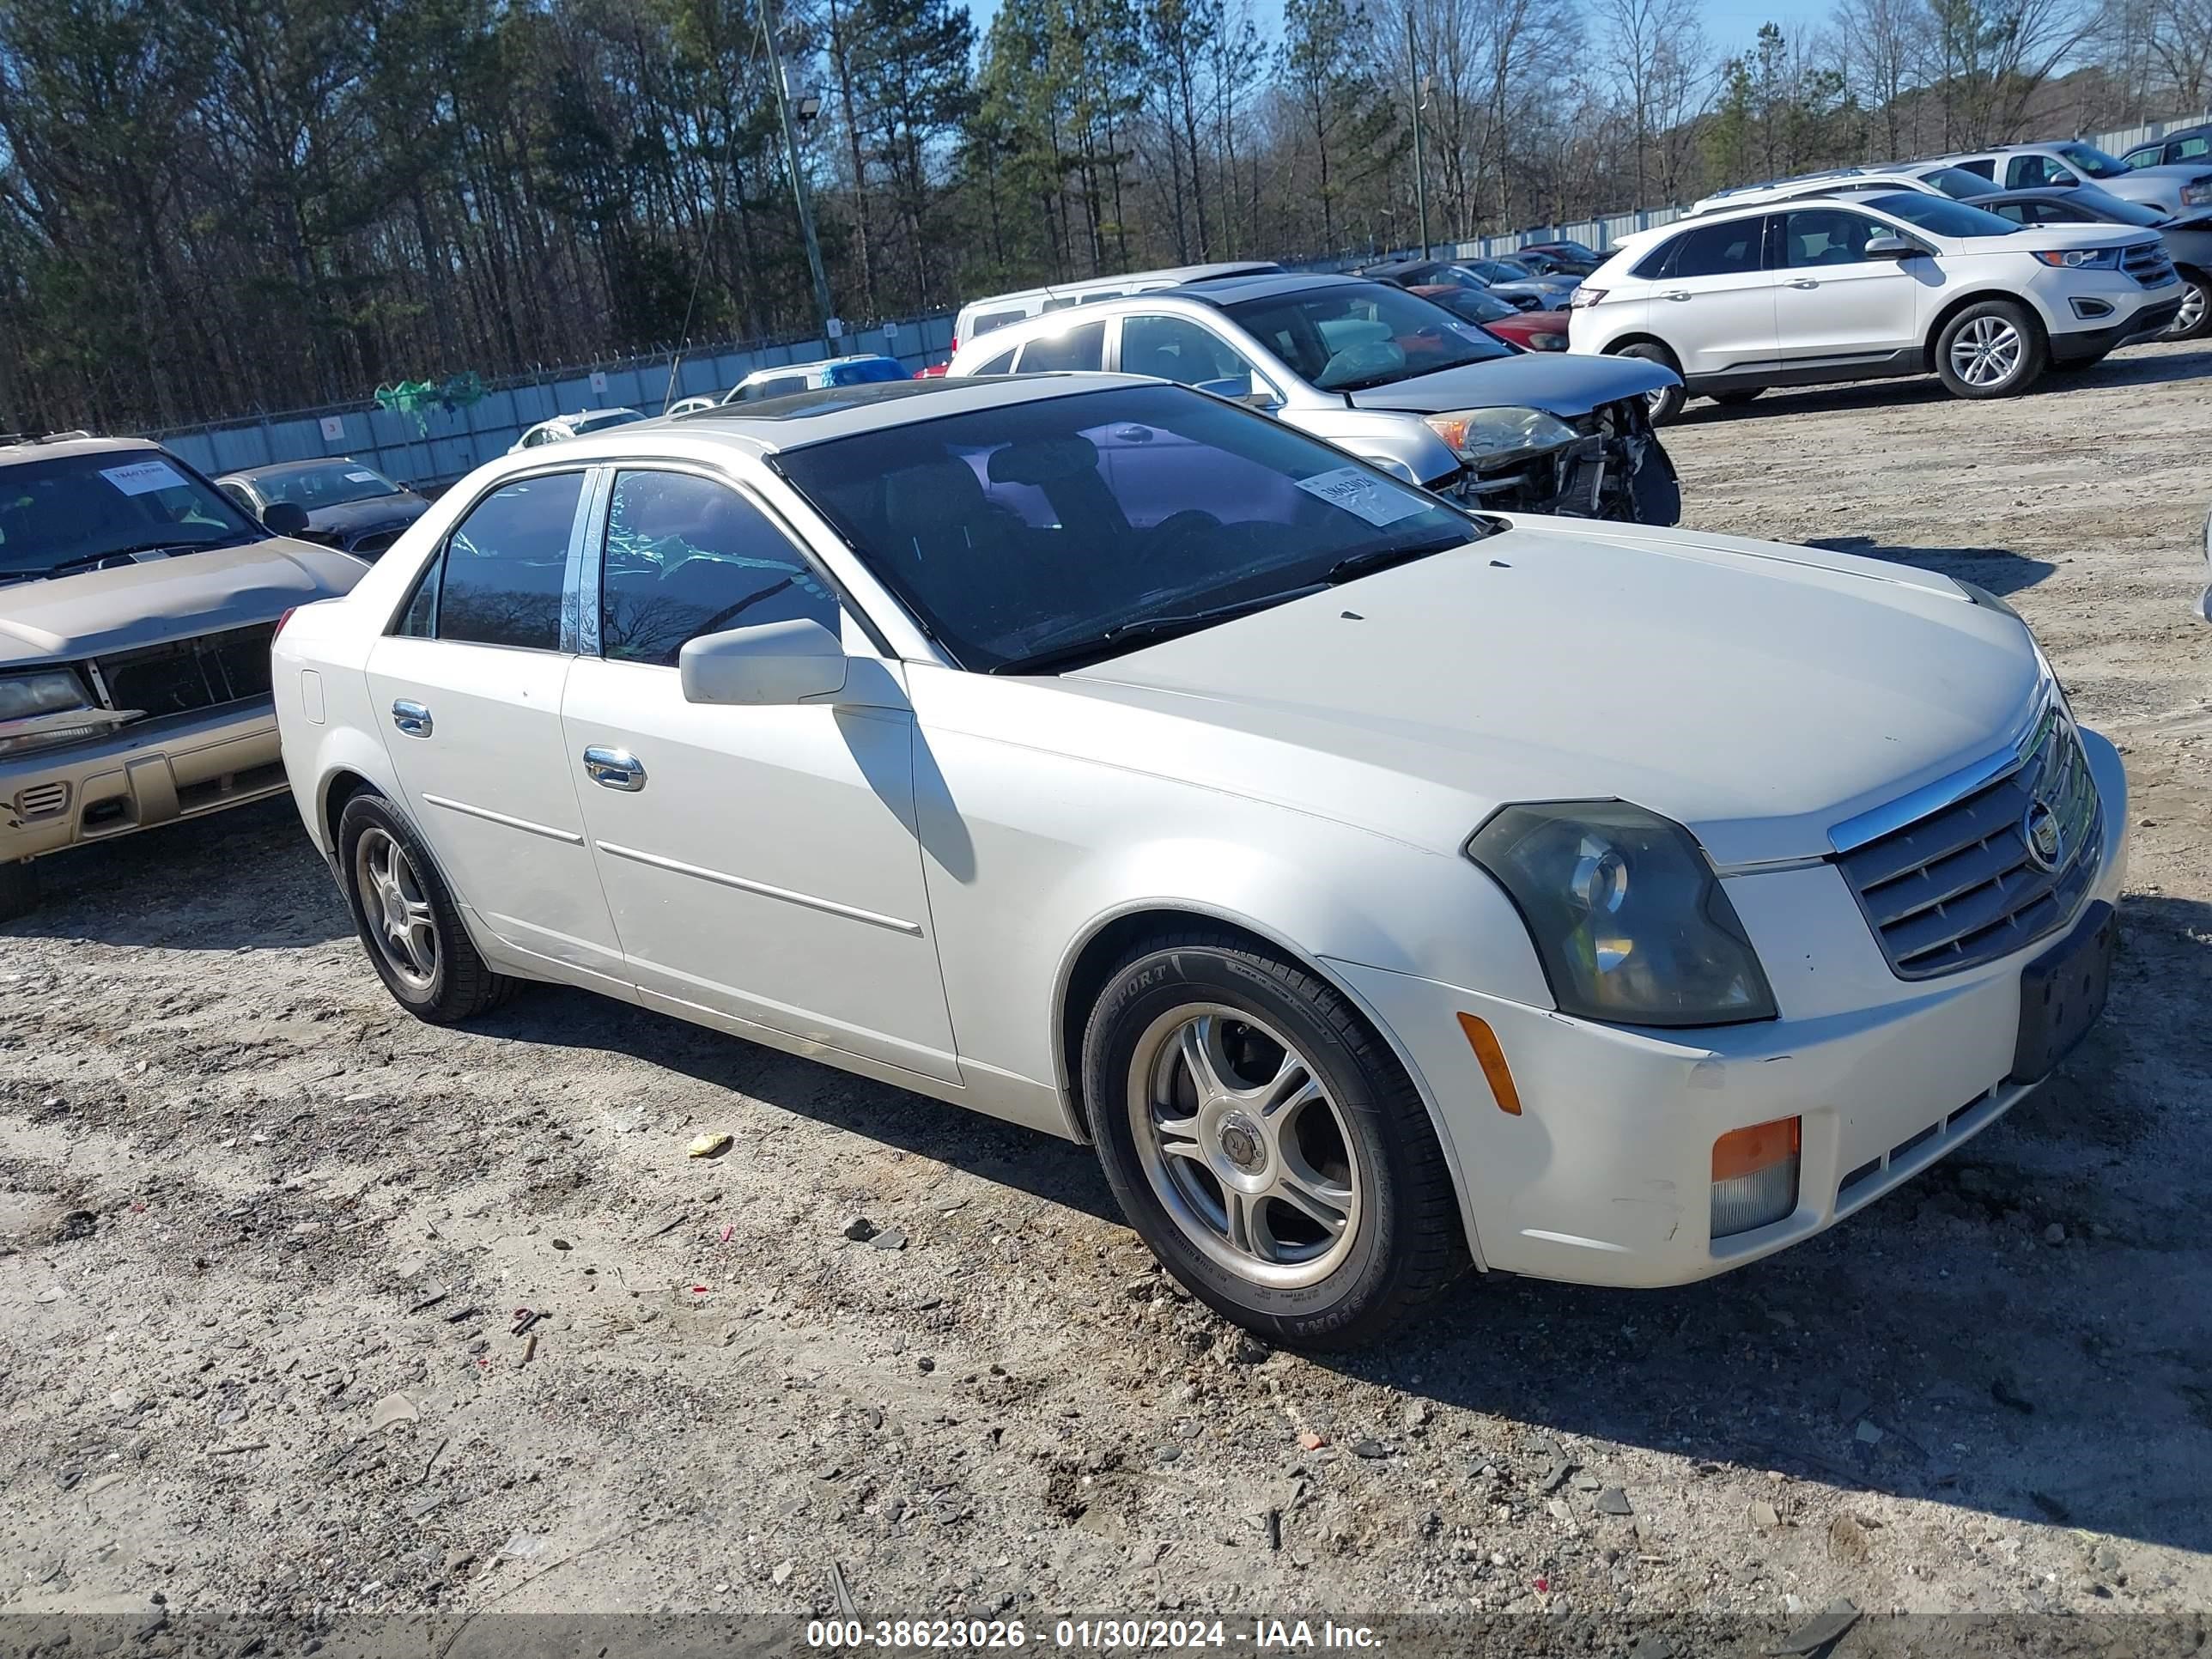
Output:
[
  {"xmin": 990, "ymin": 584, "xmax": 1328, "ymax": 677},
  {"xmin": 32, "ymin": 537, "xmax": 246, "ymax": 580},
  {"xmin": 1328, "ymin": 533, "xmax": 1477, "ymax": 585}
]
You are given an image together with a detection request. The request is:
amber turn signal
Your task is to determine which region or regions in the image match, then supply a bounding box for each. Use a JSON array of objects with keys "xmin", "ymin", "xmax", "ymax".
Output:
[{"xmin": 1455, "ymin": 1012, "xmax": 1522, "ymax": 1115}]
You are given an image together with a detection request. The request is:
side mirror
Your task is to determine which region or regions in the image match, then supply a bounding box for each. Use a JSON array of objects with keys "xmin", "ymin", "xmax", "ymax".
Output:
[
  {"xmin": 2051, "ymin": 173, "xmax": 2078, "ymax": 188},
  {"xmin": 679, "ymin": 617, "xmax": 848, "ymax": 707},
  {"xmin": 262, "ymin": 501, "xmax": 310, "ymax": 536},
  {"xmin": 1865, "ymin": 235, "xmax": 1920, "ymax": 259}
]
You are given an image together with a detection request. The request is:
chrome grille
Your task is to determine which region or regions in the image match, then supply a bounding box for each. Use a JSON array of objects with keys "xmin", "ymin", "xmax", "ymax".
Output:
[
  {"xmin": 2123, "ymin": 243, "xmax": 2177, "ymax": 287},
  {"xmin": 1838, "ymin": 706, "xmax": 2101, "ymax": 980}
]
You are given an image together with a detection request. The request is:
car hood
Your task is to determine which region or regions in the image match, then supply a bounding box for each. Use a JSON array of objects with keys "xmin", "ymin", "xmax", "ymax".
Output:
[
  {"xmin": 1951, "ymin": 222, "xmax": 2160, "ymax": 254},
  {"xmin": 1346, "ymin": 349, "xmax": 1676, "ymax": 417},
  {"xmin": 305, "ymin": 494, "xmax": 428, "ymax": 537},
  {"xmin": 0, "ymin": 538, "xmax": 368, "ymax": 668},
  {"xmin": 1056, "ymin": 518, "xmax": 2045, "ymax": 867}
]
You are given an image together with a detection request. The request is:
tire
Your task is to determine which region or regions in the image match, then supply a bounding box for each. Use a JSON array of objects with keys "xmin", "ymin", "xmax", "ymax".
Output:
[
  {"xmin": 1934, "ymin": 299, "xmax": 2045, "ymax": 399},
  {"xmin": 1710, "ymin": 388, "xmax": 1764, "ymax": 406},
  {"xmin": 2166, "ymin": 272, "xmax": 2210, "ymax": 340},
  {"xmin": 336, "ymin": 791, "xmax": 515, "ymax": 1023},
  {"xmin": 1614, "ymin": 343, "xmax": 1686, "ymax": 423},
  {"xmin": 1080, "ymin": 930, "xmax": 1468, "ymax": 1349},
  {"xmin": 0, "ymin": 859, "xmax": 40, "ymax": 924}
]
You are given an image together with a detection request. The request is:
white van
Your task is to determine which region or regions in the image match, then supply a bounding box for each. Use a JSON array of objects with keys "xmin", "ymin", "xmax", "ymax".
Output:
[{"xmin": 950, "ymin": 262, "xmax": 1283, "ymax": 356}]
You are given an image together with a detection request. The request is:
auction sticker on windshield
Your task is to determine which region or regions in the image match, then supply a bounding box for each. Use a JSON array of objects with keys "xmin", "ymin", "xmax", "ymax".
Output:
[
  {"xmin": 1294, "ymin": 466, "xmax": 1431, "ymax": 527},
  {"xmin": 100, "ymin": 459, "xmax": 191, "ymax": 496}
]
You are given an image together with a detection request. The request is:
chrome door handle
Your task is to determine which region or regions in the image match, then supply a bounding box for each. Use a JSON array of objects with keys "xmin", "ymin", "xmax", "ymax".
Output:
[
  {"xmin": 582, "ymin": 746, "xmax": 646, "ymax": 792},
  {"xmin": 1662, "ymin": 289, "xmax": 1692, "ymax": 301},
  {"xmin": 1789, "ymin": 278, "xmax": 1819, "ymax": 289},
  {"xmin": 391, "ymin": 699, "xmax": 433, "ymax": 738}
]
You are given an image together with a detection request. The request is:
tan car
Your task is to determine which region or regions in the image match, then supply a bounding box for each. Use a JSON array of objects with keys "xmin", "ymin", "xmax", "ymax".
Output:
[{"xmin": 1, "ymin": 433, "xmax": 369, "ymax": 920}]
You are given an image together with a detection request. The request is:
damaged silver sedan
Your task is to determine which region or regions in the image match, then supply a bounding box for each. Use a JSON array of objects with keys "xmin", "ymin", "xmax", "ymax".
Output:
[{"xmin": 945, "ymin": 271, "xmax": 1682, "ymax": 526}]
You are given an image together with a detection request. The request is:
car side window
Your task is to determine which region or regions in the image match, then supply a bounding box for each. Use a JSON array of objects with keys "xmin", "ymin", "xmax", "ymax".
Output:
[
  {"xmin": 1661, "ymin": 219, "xmax": 1764, "ymax": 279},
  {"xmin": 969, "ymin": 308, "xmax": 1027, "ymax": 337},
  {"xmin": 1778, "ymin": 209, "xmax": 1880, "ymax": 267},
  {"xmin": 1954, "ymin": 158, "xmax": 1996, "ymax": 180},
  {"xmin": 1119, "ymin": 314, "xmax": 1250, "ymax": 387},
  {"xmin": 1015, "ymin": 321, "xmax": 1106, "ymax": 373},
  {"xmin": 2008, "ymin": 154, "xmax": 2071, "ymax": 188},
  {"xmin": 2180, "ymin": 137, "xmax": 2209, "ymax": 161},
  {"xmin": 402, "ymin": 471, "xmax": 584, "ymax": 650},
  {"xmin": 599, "ymin": 470, "xmax": 842, "ymax": 667},
  {"xmin": 967, "ymin": 341, "xmax": 1021, "ymax": 375}
]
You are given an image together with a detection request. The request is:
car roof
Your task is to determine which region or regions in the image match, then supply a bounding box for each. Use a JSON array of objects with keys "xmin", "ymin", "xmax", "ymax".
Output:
[
  {"xmin": 652, "ymin": 372, "xmax": 1153, "ymax": 451},
  {"xmin": 957, "ymin": 261, "xmax": 1284, "ymax": 316},
  {"xmin": 1165, "ymin": 270, "xmax": 1374, "ymax": 306},
  {"xmin": 0, "ymin": 433, "xmax": 157, "ymax": 467},
  {"xmin": 221, "ymin": 456, "xmax": 385, "ymax": 482}
]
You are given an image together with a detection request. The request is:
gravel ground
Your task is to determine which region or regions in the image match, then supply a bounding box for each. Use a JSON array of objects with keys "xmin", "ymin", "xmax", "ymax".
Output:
[{"xmin": 3, "ymin": 342, "xmax": 2210, "ymax": 1648}]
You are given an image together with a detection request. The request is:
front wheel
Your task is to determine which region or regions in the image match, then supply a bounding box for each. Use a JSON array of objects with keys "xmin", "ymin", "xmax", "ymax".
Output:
[
  {"xmin": 337, "ymin": 792, "xmax": 516, "ymax": 1023},
  {"xmin": 2166, "ymin": 272, "xmax": 2210, "ymax": 340},
  {"xmin": 1613, "ymin": 343, "xmax": 1686, "ymax": 423},
  {"xmin": 1081, "ymin": 932, "xmax": 1468, "ymax": 1348},
  {"xmin": 1936, "ymin": 301, "xmax": 2045, "ymax": 399}
]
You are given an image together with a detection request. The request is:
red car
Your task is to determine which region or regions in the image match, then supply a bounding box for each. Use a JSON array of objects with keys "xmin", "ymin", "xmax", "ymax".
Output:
[{"xmin": 1408, "ymin": 283, "xmax": 1571, "ymax": 352}]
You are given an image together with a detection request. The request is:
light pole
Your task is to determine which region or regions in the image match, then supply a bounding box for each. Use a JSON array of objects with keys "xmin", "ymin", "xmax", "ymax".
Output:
[
  {"xmin": 1407, "ymin": 10, "xmax": 1431, "ymax": 259},
  {"xmin": 763, "ymin": 0, "xmax": 835, "ymax": 333}
]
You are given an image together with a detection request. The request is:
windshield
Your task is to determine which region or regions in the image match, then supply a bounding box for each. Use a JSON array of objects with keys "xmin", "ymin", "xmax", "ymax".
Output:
[
  {"xmin": 250, "ymin": 461, "xmax": 401, "ymax": 509},
  {"xmin": 574, "ymin": 410, "xmax": 646, "ymax": 434},
  {"xmin": 775, "ymin": 383, "xmax": 1485, "ymax": 673},
  {"xmin": 2057, "ymin": 143, "xmax": 2130, "ymax": 180},
  {"xmin": 1862, "ymin": 191, "xmax": 2021, "ymax": 237},
  {"xmin": 1471, "ymin": 259, "xmax": 1533, "ymax": 283},
  {"xmin": 1917, "ymin": 166, "xmax": 1998, "ymax": 198},
  {"xmin": 2081, "ymin": 192, "xmax": 2168, "ymax": 226},
  {"xmin": 1221, "ymin": 282, "xmax": 1515, "ymax": 391},
  {"xmin": 0, "ymin": 451, "xmax": 259, "ymax": 578}
]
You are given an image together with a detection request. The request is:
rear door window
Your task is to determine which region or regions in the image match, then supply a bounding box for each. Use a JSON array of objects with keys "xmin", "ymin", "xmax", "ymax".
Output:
[
  {"xmin": 1015, "ymin": 322, "xmax": 1106, "ymax": 373},
  {"xmin": 1649, "ymin": 218, "xmax": 1765, "ymax": 278},
  {"xmin": 401, "ymin": 471, "xmax": 585, "ymax": 650}
]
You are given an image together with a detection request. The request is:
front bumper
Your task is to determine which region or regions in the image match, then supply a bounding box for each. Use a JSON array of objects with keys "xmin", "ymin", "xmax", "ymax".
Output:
[
  {"xmin": 1, "ymin": 698, "xmax": 288, "ymax": 864},
  {"xmin": 2045, "ymin": 284, "xmax": 2184, "ymax": 361},
  {"xmin": 1328, "ymin": 725, "xmax": 2128, "ymax": 1290},
  {"xmin": 1445, "ymin": 404, "xmax": 1680, "ymax": 526}
]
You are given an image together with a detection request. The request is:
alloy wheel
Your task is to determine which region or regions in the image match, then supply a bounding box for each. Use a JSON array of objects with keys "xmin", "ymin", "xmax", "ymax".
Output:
[
  {"xmin": 2172, "ymin": 283, "xmax": 2208, "ymax": 337},
  {"xmin": 1125, "ymin": 1005, "xmax": 1363, "ymax": 1289},
  {"xmin": 1949, "ymin": 316, "xmax": 2024, "ymax": 388},
  {"xmin": 356, "ymin": 826, "xmax": 438, "ymax": 991}
]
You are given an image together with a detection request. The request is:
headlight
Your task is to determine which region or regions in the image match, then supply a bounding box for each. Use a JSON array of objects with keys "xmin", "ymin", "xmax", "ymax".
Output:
[
  {"xmin": 1467, "ymin": 801, "xmax": 1778, "ymax": 1027},
  {"xmin": 1424, "ymin": 407, "xmax": 1577, "ymax": 469},
  {"xmin": 1526, "ymin": 331, "xmax": 1569, "ymax": 350},
  {"xmin": 2032, "ymin": 246, "xmax": 2122, "ymax": 269},
  {"xmin": 2184, "ymin": 183, "xmax": 2212, "ymax": 207},
  {"xmin": 0, "ymin": 669, "xmax": 90, "ymax": 722}
]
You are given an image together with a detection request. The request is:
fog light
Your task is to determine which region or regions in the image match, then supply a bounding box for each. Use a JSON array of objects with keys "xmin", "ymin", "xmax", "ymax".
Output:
[{"xmin": 1711, "ymin": 1116, "xmax": 1800, "ymax": 1238}]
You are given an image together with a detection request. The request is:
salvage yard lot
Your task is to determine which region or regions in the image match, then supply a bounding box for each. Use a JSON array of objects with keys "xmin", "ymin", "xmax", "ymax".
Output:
[{"xmin": 3, "ymin": 342, "xmax": 2210, "ymax": 1632}]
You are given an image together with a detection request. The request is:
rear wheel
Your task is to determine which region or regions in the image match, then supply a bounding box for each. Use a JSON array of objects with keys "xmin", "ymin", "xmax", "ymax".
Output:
[
  {"xmin": 1614, "ymin": 343, "xmax": 1686, "ymax": 423},
  {"xmin": 1081, "ymin": 931, "xmax": 1468, "ymax": 1348},
  {"xmin": 1710, "ymin": 387, "xmax": 1764, "ymax": 406},
  {"xmin": 0, "ymin": 859, "xmax": 40, "ymax": 924},
  {"xmin": 1935, "ymin": 300, "xmax": 2045, "ymax": 399},
  {"xmin": 337, "ymin": 792, "xmax": 515, "ymax": 1023},
  {"xmin": 2166, "ymin": 272, "xmax": 2210, "ymax": 340}
]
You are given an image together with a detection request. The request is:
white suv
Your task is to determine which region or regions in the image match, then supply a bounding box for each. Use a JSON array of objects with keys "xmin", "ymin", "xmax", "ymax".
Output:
[{"xmin": 1570, "ymin": 187, "xmax": 2182, "ymax": 419}]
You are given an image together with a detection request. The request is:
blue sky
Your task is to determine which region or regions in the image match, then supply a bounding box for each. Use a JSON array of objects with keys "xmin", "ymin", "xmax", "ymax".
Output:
[{"xmin": 952, "ymin": 0, "xmax": 1828, "ymax": 60}]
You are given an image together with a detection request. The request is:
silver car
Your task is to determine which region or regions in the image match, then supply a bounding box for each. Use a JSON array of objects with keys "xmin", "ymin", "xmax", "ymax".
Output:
[
  {"xmin": 1933, "ymin": 139, "xmax": 2212, "ymax": 220},
  {"xmin": 1, "ymin": 434, "xmax": 366, "ymax": 919},
  {"xmin": 946, "ymin": 273, "xmax": 1680, "ymax": 524}
]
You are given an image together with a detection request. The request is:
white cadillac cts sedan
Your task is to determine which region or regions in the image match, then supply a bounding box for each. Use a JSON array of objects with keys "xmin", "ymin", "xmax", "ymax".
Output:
[{"xmin": 272, "ymin": 374, "xmax": 2126, "ymax": 1347}]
